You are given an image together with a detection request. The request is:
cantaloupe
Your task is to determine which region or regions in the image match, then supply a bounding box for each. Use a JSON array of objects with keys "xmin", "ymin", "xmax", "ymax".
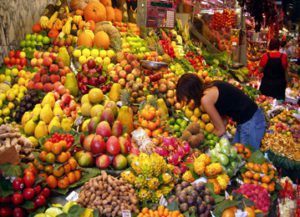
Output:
[
  {"xmin": 114, "ymin": 8, "xmax": 122, "ymax": 22},
  {"xmin": 94, "ymin": 31, "xmax": 110, "ymax": 49},
  {"xmin": 77, "ymin": 31, "xmax": 94, "ymax": 47},
  {"xmin": 106, "ymin": 6, "xmax": 115, "ymax": 21}
]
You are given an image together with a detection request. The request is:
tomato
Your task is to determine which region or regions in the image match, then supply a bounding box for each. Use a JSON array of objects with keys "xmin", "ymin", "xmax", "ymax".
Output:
[
  {"xmin": 0, "ymin": 196, "xmax": 11, "ymax": 203},
  {"xmin": 12, "ymin": 193, "xmax": 24, "ymax": 206},
  {"xmin": 9, "ymin": 50, "xmax": 15, "ymax": 58},
  {"xmin": 13, "ymin": 207, "xmax": 25, "ymax": 217},
  {"xmin": 34, "ymin": 185, "xmax": 42, "ymax": 194},
  {"xmin": 23, "ymin": 188, "xmax": 35, "ymax": 200},
  {"xmin": 40, "ymin": 187, "xmax": 51, "ymax": 198},
  {"xmin": 35, "ymin": 195, "xmax": 46, "ymax": 207},
  {"xmin": 23, "ymin": 173, "xmax": 35, "ymax": 188},
  {"xmin": 12, "ymin": 178, "xmax": 24, "ymax": 191},
  {"xmin": 0, "ymin": 207, "xmax": 12, "ymax": 217}
]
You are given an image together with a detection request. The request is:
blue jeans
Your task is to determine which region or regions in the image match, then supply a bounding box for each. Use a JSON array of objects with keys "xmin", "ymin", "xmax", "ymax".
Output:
[{"xmin": 232, "ymin": 108, "xmax": 266, "ymax": 150}]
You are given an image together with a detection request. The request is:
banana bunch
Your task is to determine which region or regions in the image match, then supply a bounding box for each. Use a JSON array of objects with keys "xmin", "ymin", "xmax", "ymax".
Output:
[
  {"xmin": 230, "ymin": 67, "xmax": 249, "ymax": 83},
  {"xmin": 73, "ymin": 15, "xmax": 82, "ymax": 25},
  {"xmin": 47, "ymin": 11, "xmax": 59, "ymax": 29},
  {"xmin": 40, "ymin": 16, "xmax": 49, "ymax": 29},
  {"xmin": 62, "ymin": 17, "xmax": 73, "ymax": 35}
]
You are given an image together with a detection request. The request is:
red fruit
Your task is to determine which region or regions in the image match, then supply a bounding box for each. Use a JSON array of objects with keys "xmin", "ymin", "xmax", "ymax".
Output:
[
  {"xmin": 49, "ymin": 64, "xmax": 59, "ymax": 73},
  {"xmin": 19, "ymin": 58, "xmax": 27, "ymax": 66},
  {"xmin": 40, "ymin": 187, "xmax": 51, "ymax": 198},
  {"xmin": 23, "ymin": 173, "xmax": 35, "ymax": 187},
  {"xmin": 0, "ymin": 207, "xmax": 12, "ymax": 217},
  {"xmin": 43, "ymin": 56, "xmax": 53, "ymax": 66},
  {"xmin": 34, "ymin": 185, "xmax": 42, "ymax": 194},
  {"xmin": 13, "ymin": 207, "xmax": 25, "ymax": 217},
  {"xmin": 34, "ymin": 82, "xmax": 44, "ymax": 90},
  {"xmin": 0, "ymin": 196, "xmax": 11, "ymax": 203},
  {"xmin": 35, "ymin": 195, "xmax": 46, "ymax": 207},
  {"xmin": 95, "ymin": 154, "xmax": 111, "ymax": 169},
  {"xmin": 41, "ymin": 74, "xmax": 50, "ymax": 83},
  {"xmin": 15, "ymin": 51, "xmax": 21, "ymax": 58},
  {"xmin": 3, "ymin": 57, "xmax": 10, "ymax": 65},
  {"xmin": 106, "ymin": 136, "xmax": 121, "ymax": 156},
  {"xmin": 43, "ymin": 83, "xmax": 54, "ymax": 92},
  {"xmin": 12, "ymin": 178, "xmax": 24, "ymax": 191},
  {"xmin": 12, "ymin": 193, "xmax": 24, "ymax": 206},
  {"xmin": 50, "ymin": 74, "xmax": 60, "ymax": 83},
  {"xmin": 23, "ymin": 188, "xmax": 35, "ymax": 200},
  {"xmin": 119, "ymin": 136, "xmax": 130, "ymax": 155},
  {"xmin": 9, "ymin": 50, "xmax": 15, "ymax": 58},
  {"xmin": 87, "ymin": 59, "xmax": 96, "ymax": 69},
  {"xmin": 91, "ymin": 135, "xmax": 106, "ymax": 155}
]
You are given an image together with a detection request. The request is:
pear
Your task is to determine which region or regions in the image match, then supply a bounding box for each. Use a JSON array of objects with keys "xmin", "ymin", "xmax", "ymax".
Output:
[
  {"xmin": 40, "ymin": 104, "xmax": 54, "ymax": 124},
  {"xmin": 45, "ymin": 207, "xmax": 63, "ymax": 216},
  {"xmin": 34, "ymin": 121, "xmax": 48, "ymax": 139},
  {"xmin": 157, "ymin": 98, "xmax": 169, "ymax": 119},
  {"xmin": 21, "ymin": 111, "xmax": 32, "ymax": 127},
  {"xmin": 117, "ymin": 106, "xmax": 134, "ymax": 134},
  {"xmin": 24, "ymin": 119, "xmax": 37, "ymax": 136},
  {"xmin": 32, "ymin": 104, "xmax": 42, "ymax": 117},
  {"xmin": 53, "ymin": 103, "xmax": 64, "ymax": 119},
  {"xmin": 42, "ymin": 93, "xmax": 56, "ymax": 109},
  {"xmin": 48, "ymin": 117, "xmax": 61, "ymax": 133},
  {"xmin": 81, "ymin": 119, "xmax": 91, "ymax": 132},
  {"xmin": 109, "ymin": 83, "xmax": 122, "ymax": 102},
  {"xmin": 64, "ymin": 72, "xmax": 79, "ymax": 97},
  {"xmin": 58, "ymin": 46, "xmax": 70, "ymax": 66},
  {"xmin": 61, "ymin": 117, "xmax": 72, "ymax": 131}
]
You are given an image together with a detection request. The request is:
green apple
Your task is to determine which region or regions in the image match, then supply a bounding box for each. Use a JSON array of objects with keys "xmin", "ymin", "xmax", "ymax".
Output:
[
  {"xmin": 42, "ymin": 36, "xmax": 50, "ymax": 44},
  {"xmin": 107, "ymin": 49, "xmax": 115, "ymax": 58},
  {"xmin": 82, "ymin": 48, "xmax": 91, "ymax": 57},
  {"xmin": 20, "ymin": 40, "xmax": 26, "ymax": 48},
  {"xmin": 107, "ymin": 63, "xmax": 114, "ymax": 70},
  {"xmin": 37, "ymin": 35, "xmax": 43, "ymax": 42},
  {"xmin": 90, "ymin": 48, "xmax": 99, "ymax": 57},
  {"xmin": 31, "ymin": 34, "xmax": 37, "ymax": 41},
  {"xmin": 25, "ymin": 34, "xmax": 31, "ymax": 41}
]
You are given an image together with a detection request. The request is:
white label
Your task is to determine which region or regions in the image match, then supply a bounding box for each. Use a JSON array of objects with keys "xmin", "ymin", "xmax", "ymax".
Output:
[
  {"xmin": 192, "ymin": 177, "xmax": 207, "ymax": 185},
  {"xmin": 159, "ymin": 195, "xmax": 168, "ymax": 207},
  {"xmin": 66, "ymin": 191, "xmax": 79, "ymax": 202},
  {"xmin": 225, "ymin": 191, "xmax": 230, "ymax": 199},
  {"xmin": 122, "ymin": 210, "xmax": 132, "ymax": 217}
]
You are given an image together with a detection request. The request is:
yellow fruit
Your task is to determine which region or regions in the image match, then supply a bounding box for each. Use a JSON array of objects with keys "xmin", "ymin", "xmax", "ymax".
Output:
[
  {"xmin": 184, "ymin": 108, "xmax": 193, "ymax": 118},
  {"xmin": 2, "ymin": 108, "xmax": 10, "ymax": 116},
  {"xmin": 48, "ymin": 117, "xmax": 61, "ymax": 132},
  {"xmin": 7, "ymin": 102, "xmax": 15, "ymax": 110},
  {"xmin": 21, "ymin": 112, "xmax": 31, "ymax": 126},
  {"xmin": 90, "ymin": 104, "xmax": 104, "ymax": 117},
  {"xmin": 42, "ymin": 93, "xmax": 56, "ymax": 109},
  {"xmin": 40, "ymin": 104, "xmax": 54, "ymax": 124},
  {"xmin": 81, "ymin": 94, "xmax": 90, "ymax": 104},
  {"xmin": 28, "ymin": 136, "xmax": 38, "ymax": 147},
  {"xmin": 201, "ymin": 114, "xmax": 210, "ymax": 123},
  {"xmin": 34, "ymin": 121, "xmax": 48, "ymax": 139},
  {"xmin": 182, "ymin": 171, "xmax": 195, "ymax": 182},
  {"xmin": 53, "ymin": 103, "xmax": 64, "ymax": 119},
  {"xmin": 197, "ymin": 154, "xmax": 211, "ymax": 165},
  {"xmin": 61, "ymin": 117, "xmax": 73, "ymax": 131},
  {"xmin": 24, "ymin": 119, "xmax": 37, "ymax": 136},
  {"xmin": 81, "ymin": 103, "xmax": 92, "ymax": 117},
  {"xmin": 193, "ymin": 108, "xmax": 201, "ymax": 117},
  {"xmin": 81, "ymin": 119, "xmax": 90, "ymax": 132},
  {"xmin": 199, "ymin": 120, "xmax": 205, "ymax": 129},
  {"xmin": 88, "ymin": 88, "xmax": 104, "ymax": 104},
  {"xmin": 193, "ymin": 161, "xmax": 205, "ymax": 175},
  {"xmin": 205, "ymin": 123, "xmax": 214, "ymax": 133}
]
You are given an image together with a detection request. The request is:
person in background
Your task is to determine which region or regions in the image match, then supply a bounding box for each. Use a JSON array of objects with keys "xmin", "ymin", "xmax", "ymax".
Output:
[
  {"xmin": 259, "ymin": 38, "xmax": 289, "ymax": 100},
  {"xmin": 279, "ymin": 40, "xmax": 287, "ymax": 54},
  {"xmin": 176, "ymin": 74, "xmax": 266, "ymax": 150}
]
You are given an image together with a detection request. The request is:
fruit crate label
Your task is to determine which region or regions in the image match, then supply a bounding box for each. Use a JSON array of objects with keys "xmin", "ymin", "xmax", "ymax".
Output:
[
  {"xmin": 66, "ymin": 191, "xmax": 79, "ymax": 201},
  {"xmin": 122, "ymin": 210, "xmax": 132, "ymax": 217},
  {"xmin": 159, "ymin": 195, "xmax": 168, "ymax": 206}
]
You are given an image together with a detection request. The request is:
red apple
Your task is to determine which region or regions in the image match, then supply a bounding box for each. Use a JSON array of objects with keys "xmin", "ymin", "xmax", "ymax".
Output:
[
  {"xmin": 96, "ymin": 121, "xmax": 112, "ymax": 137},
  {"xmin": 119, "ymin": 136, "xmax": 130, "ymax": 155},
  {"xmin": 87, "ymin": 59, "xmax": 96, "ymax": 69},
  {"xmin": 77, "ymin": 151, "xmax": 94, "ymax": 167},
  {"xmin": 106, "ymin": 136, "xmax": 120, "ymax": 156},
  {"xmin": 43, "ymin": 56, "xmax": 53, "ymax": 66},
  {"xmin": 83, "ymin": 134, "xmax": 95, "ymax": 151},
  {"xmin": 49, "ymin": 64, "xmax": 59, "ymax": 73},
  {"xmin": 95, "ymin": 154, "xmax": 111, "ymax": 169},
  {"xmin": 91, "ymin": 135, "xmax": 106, "ymax": 155},
  {"xmin": 112, "ymin": 154, "xmax": 128, "ymax": 170}
]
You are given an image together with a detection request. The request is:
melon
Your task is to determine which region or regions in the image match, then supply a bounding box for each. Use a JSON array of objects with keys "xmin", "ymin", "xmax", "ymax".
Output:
[
  {"xmin": 94, "ymin": 31, "xmax": 110, "ymax": 49},
  {"xmin": 77, "ymin": 31, "xmax": 94, "ymax": 47},
  {"xmin": 106, "ymin": 6, "xmax": 115, "ymax": 21}
]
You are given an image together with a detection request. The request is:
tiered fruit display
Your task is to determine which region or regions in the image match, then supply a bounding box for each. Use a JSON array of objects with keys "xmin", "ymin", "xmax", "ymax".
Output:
[
  {"xmin": 0, "ymin": 84, "xmax": 27, "ymax": 124},
  {"xmin": 78, "ymin": 171, "xmax": 139, "ymax": 216},
  {"xmin": 36, "ymin": 132, "xmax": 82, "ymax": 189},
  {"xmin": 242, "ymin": 161, "xmax": 277, "ymax": 193},
  {"xmin": 114, "ymin": 22, "xmax": 140, "ymax": 35},
  {"xmin": 157, "ymin": 72, "xmax": 178, "ymax": 107},
  {"xmin": 2, "ymin": 50, "xmax": 28, "ymax": 69},
  {"xmin": 234, "ymin": 184, "xmax": 271, "ymax": 213},
  {"xmin": 79, "ymin": 87, "xmax": 105, "ymax": 118},
  {"xmin": 255, "ymin": 95, "xmax": 273, "ymax": 112},
  {"xmin": 159, "ymin": 39, "xmax": 175, "ymax": 58},
  {"xmin": 202, "ymin": 131, "xmax": 220, "ymax": 149},
  {"xmin": 210, "ymin": 138, "xmax": 242, "ymax": 177},
  {"xmin": 210, "ymin": 9, "xmax": 236, "ymax": 30},
  {"xmin": 138, "ymin": 206, "xmax": 184, "ymax": 217},
  {"xmin": 51, "ymin": 34, "xmax": 75, "ymax": 54},
  {"xmin": 169, "ymin": 62, "xmax": 185, "ymax": 76},
  {"xmin": 0, "ymin": 124, "xmax": 34, "ymax": 161},
  {"xmin": 21, "ymin": 92, "xmax": 76, "ymax": 139},
  {"xmin": 155, "ymin": 137, "xmax": 191, "ymax": 171},
  {"xmin": 167, "ymin": 181, "xmax": 215, "ymax": 216},
  {"xmin": 34, "ymin": 201, "xmax": 96, "ymax": 217},
  {"xmin": 0, "ymin": 167, "xmax": 51, "ymax": 216},
  {"xmin": 28, "ymin": 51, "xmax": 71, "ymax": 92},
  {"xmin": 121, "ymin": 153, "xmax": 176, "ymax": 203}
]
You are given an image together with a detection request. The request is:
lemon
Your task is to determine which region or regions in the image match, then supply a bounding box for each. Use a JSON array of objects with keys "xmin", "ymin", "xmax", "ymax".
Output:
[
  {"xmin": 78, "ymin": 55, "xmax": 87, "ymax": 64},
  {"xmin": 81, "ymin": 103, "xmax": 92, "ymax": 117},
  {"xmin": 0, "ymin": 93, "xmax": 5, "ymax": 101},
  {"xmin": 8, "ymin": 102, "xmax": 15, "ymax": 110},
  {"xmin": 0, "ymin": 74, "xmax": 5, "ymax": 82},
  {"xmin": 205, "ymin": 123, "xmax": 214, "ymax": 133},
  {"xmin": 81, "ymin": 94, "xmax": 90, "ymax": 104},
  {"xmin": 2, "ymin": 108, "xmax": 10, "ymax": 116},
  {"xmin": 201, "ymin": 114, "xmax": 210, "ymax": 123},
  {"xmin": 0, "ymin": 118, "xmax": 3, "ymax": 124},
  {"xmin": 88, "ymin": 88, "xmax": 104, "ymax": 104},
  {"xmin": 28, "ymin": 136, "xmax": 38, "ymax": 147},
  {"xmin": 82, "ymin": 48, "xmax": 91, "ymax": 57},
  {"xmin": 11, "ymin": 68, "xmax": 19, "ymax": 76},
  {"xmin": 72, "ymin": 49, "xmax": 81, "ymax": 58}
]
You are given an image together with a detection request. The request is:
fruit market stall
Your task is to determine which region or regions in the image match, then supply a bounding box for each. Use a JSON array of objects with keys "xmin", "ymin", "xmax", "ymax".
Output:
[{"xmin": 0, "ymin": 0, "xmax": 300, "ymax": 217}]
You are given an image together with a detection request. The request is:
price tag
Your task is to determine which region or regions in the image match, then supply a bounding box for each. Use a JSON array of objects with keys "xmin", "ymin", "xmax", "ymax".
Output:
[
  {"xmin": 66, "ymin": 191, "xmax": 79, "ymax": 201},
  {"xmin": 122, "ymin": 210, "xmax": 132, "ymax": 217},
  {"xmin": 159, "ymin": 195, "xmax": 168, "ymax": 206}
]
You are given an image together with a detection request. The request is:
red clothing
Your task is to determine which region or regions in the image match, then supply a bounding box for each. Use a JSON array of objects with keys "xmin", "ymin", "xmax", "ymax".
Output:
[{"xmin": 259, "ymin": 51, "xmax": 288, "ymax": 69}]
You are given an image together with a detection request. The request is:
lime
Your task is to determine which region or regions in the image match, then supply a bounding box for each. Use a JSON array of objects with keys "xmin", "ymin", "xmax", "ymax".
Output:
[
  {"xmin": 168, "ymin": 117, "xmax": 175, "ymax": 125},
  {"xmin": 176, "ymin": 118, "xmax": 183, "ymax": 125},
  {"xmin": 175, "ymin": 132, "xmax": 181, "ymax": 138},
  {"xmin": 207, "ymin": 134, "xmax": 213, "ymax": 140},
  {"xmin": 25, "ymin": 33, "xmax": 31, "ymax": 41},
  {"xmin": 20, "ymin": 40, "xmax": 26, "ymax": 47},
  {"xmin": 42, "ymin": 36, "xmax": 50, "ymax": 44},
  {"xmin": 173, "ymin": 124, "xmax": 181, "ymax": 132},
  {"xmin": 0, "ymin": 118, "xmax": 3, "ymax": 124}
]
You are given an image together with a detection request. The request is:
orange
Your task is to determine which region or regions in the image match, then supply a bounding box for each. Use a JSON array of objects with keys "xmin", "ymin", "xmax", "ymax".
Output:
[
  {"xmin": 57, "ymin": 176, "xmax": 70, "ymax": 189},
  {"xmin": 244, "ymin": 207, "xmax": 255, "ymax": 217},
  {"xmin": 268, "ymin": 182, "xmax": 275, "ymax": 192},
  {"xmin": 51, "ymin": 142, "xmax": 63, "ymax": 155},
  {"xmin": 44, "ymin": 165, "xmax": 54, "ymax": 174},
  {"xmin": 246, "ymin": 162, "xmax": 254, "ymax": 170},
  {"xmin": 68, "ymin": 158, "xmax": 78, "ymax": 170},
  {"xmin": 261, "ymin": 175, "xmax": 271, "ymax": 183},
  {"xmin": 56, "ymin": 152, "xmax": 69, "ymax": 163},
  {"xmin": 53, "ymin": 166, "xmax": 65, "ymax": 177},
  {"xmin": 253, "ymin": 173, "xmax": 261, "ymax": 181},
  {"xmin": 201, "ymin": 114, "xmax": 210, "ymax": 123},
  {"xmin": 43, "ymin": 141, "xmax": 53, "ymax": 152},
  {"xmin": 74, "ymin": 170, "xmax": 81, "ymax": 181},
  {"xmin": 39, "ymin": 151, "xmax": 47, "ymax": 161},
  {"xmin": 47, "ymin": 175, "xmax": 58, "ymax": 189},
  {"xmin": 222, "ymin": 208, "xmax": 235, "ymax": 217},
  {"xmin": 234, "ymin": 143, "xmax": 244, "ymax": 153},
  {"xmin": 253, "ymin": 164, "xmax": 261, "ymax": 172},
  {"xmin": 163, "ymin": 208, "xmax": 169, "ymax": 217},
  {"xmin": 245, "ymin": 171, "xmax": 254, "ymax": 179},
  {"xmin": 244, "ymin": 148, "xmax": 252, "ymax": 158},
  {"xmin": 205, "ymin": 123, "xmax": 214, "ymax": 133},
  {"xmin": 64, "ymin": 164, "xmax": 72, "ymax": 174},
  {"xmin": 171, "ymin": 210, "xmax": 180, "ymax": 217},
  {"xmin": 261, "ymin": 183, "xmax": 268, "ymax": 190},
  {"xmin": 261, "ymin": 163, "xmax": 269, "ymax": 174},
  {"xmin": 157, "ymin": 206, "xmax": 164, "ymax": 216},
  {"xmin": 243, "ymin": 178, "xmax": 251, "ymax": 184},
  {"xmin": 46, "ymin": 152, "xmax": 56, "ymax": 164},
  {"xmin": 142, "ymin": 208, "xmax": 149, "ymax": 214},
  {"xmin": 251, "ymin": 180, "xmax": 259, "ymax": 185},
  {"xmin": 141, "ymin": 119, "xmax": 148, "ymax": 128},
  {"xmin": 67, "ymin": 171, "xmax": 76, "ymax": 184},
  {"xmin": 39, "ymin": 172, "xmax": 48, "ymax": 180},
  {"xmin": 59, "ymin": 140, "xmax": 67, "ymax": 150}
]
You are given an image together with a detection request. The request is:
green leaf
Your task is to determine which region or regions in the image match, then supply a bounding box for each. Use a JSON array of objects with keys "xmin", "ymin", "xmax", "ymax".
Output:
[
  {"xmin": 183, "ymin": 211, "xmax": 190, "ymax": 217},
  {"xmin": 205, "ymin": 182, "xmax": 214, "ymax": 195},
  {"xmin": 255, "ymin": 212, "xmax": 265, "ymax": 217},
  {"xmin": 213, "ymin": 194, "xmax": 225, "ymax": 204},
  {"xmin": 0, "ymin": 178, "xmax": 14, "ymax": 197},
  {"xmin": 248, "ymin": 150, "xmax": 265, "ymax": 164},
  {"xmin": 0, "ymin": 163, "xmax": 22, "ymax": 177},
  {"xmin": 21, "ymin": 200, "xmax": 35, "ymax": 209},
  {"xmin": 213, "ymin": 200, "xmax": 240, "ymax": 217},
  {"xmin": 68, "ymin": 205, "xmax": 85, "ymax": 216},
  {"xmin": 93, "ymin": 210, "xmax": 100, "ymax": 217},
  {"xmin": 242, "ymin": 197, "xmax": 254, "ymax": 207},
  {"xmin": 167, "ymin": 200, "xmax": 179, "ymax": 211}
]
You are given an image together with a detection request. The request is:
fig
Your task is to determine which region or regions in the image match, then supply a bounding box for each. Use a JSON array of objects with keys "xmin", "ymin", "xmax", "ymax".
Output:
[
  {"xmin": 204, "ymin": 195, "xmax": 210, "ymax": 203},
  {"xmin": 187, "ymin": 195, "xmax": 194, "ymax": 206},
  {"xmin": 181, "ymin": 181, "xmax": 190, "ymax": 188},
  {"xmin": 191, "ymin": 190, "xmax": 198, "ymax": 199},
  {"xmin": 194, "ymin": 182, "xmax": 205, "ymax": 192},
  {"xmin": 196, "ymin": 197, "xmax": 203, "ymax": 205},
  {"xmin": 179, "ymin": 203, "xmax": 188, "ymax": 212},
  {"xmin": 178, "ymin": 194, "xmax": 186, "ymax": 203},
  {"xmin": 198, "ymin": 204, "xmax": 206, "ymax": 214}
]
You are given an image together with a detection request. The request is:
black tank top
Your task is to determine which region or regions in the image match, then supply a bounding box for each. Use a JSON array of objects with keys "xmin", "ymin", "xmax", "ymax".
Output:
[
  {"xmin": 263, "ymin": 53, "xmax": 286, "ymax": 82},
  {"xmin": 213, "ymin": 81, "xmax": 258, "ymax": 124}
]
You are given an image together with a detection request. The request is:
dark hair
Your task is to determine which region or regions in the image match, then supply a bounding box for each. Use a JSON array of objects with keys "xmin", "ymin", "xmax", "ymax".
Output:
[
  {"xmin": 269, "ymin": 38, "xmax": 280, "ymax": 50},
  {"xmin": 281, "ymin": 40, "xmax": 287, "ymax": 48},
  {"xmin": 176, "ymin": 73, "xmax": 205, "ymax": 107}
]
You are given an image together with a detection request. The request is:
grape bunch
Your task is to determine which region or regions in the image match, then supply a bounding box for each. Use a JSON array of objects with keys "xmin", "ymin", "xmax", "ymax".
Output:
[{"xmin": 15, "ymin": 90, "xmax": 44, "ymax": 123}]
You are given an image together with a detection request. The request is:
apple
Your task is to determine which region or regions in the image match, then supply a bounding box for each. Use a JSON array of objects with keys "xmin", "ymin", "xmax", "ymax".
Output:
[
  {"xmin": 119, "ymin": 136, "xmax": 130, "ymax": 154},
  {"xmin": 95, "ymin": 154, "xmax": 111, "ymax": 169},
  {"xmin": 49, "ymin": 64, "xmax": 59, "ymax": 73},
  {"xmin": 77, "ymin": 151, "xmax": 94, "ymax": 167},
  {"xmin": 87, "ymin": 59, "xmax": 96, "ymax": 69},
  {"xmin": 43, "ymin": 56, "xmax": 53, "ymax": 66},
  {"xmin": 96, "ymin": 121, "xmax": 112, "ymax": 137},
  {"xmin": 90, "ymin": 135, "xmax": 106, "ymax": 155},
  {"xmin": 106, "ymin": 136, "xmax": 121, "ymax": 156},
  {"xmin": 83, "ymin": 134, "xmax": 95, "ymax": 151},
  {"xmin": 112, "ymin": 154, "xmax": 128, "ymax": 170}
]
